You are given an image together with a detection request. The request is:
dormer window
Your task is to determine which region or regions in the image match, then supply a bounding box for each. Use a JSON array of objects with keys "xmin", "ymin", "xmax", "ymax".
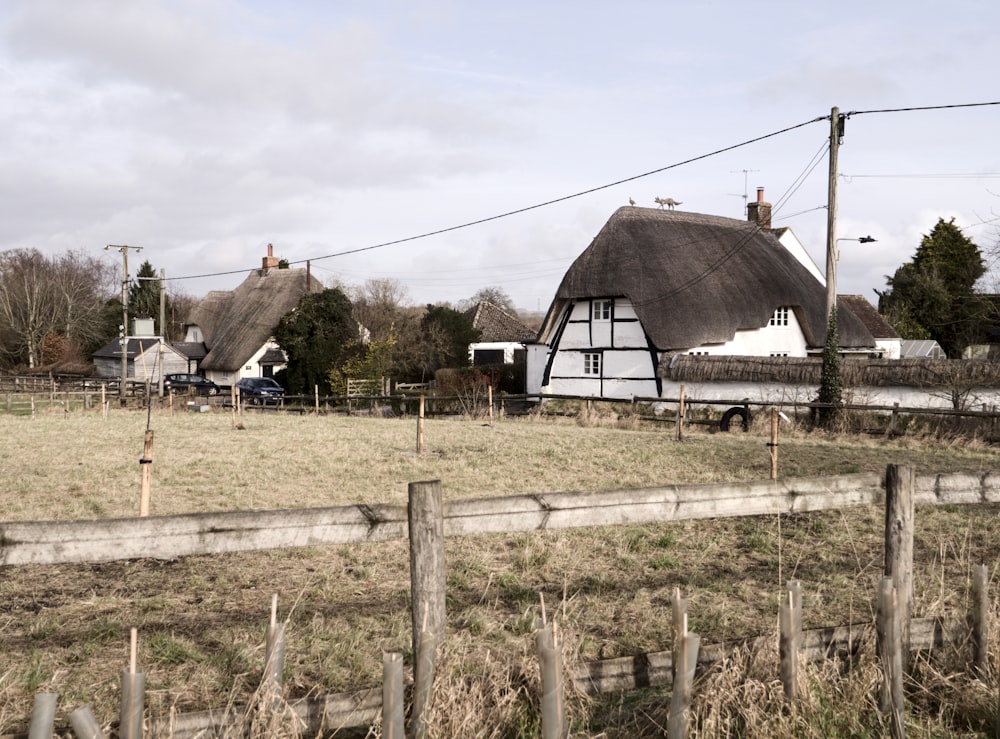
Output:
[{"xmin": 769, "ymin": 307, "xmax": 789, "ymax": 327}]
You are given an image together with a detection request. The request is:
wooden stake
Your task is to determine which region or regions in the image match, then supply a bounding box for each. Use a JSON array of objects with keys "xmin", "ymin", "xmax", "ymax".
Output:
[
  {"xmin": 674, "ymin": 385, "xmax": 685, "ymax": 441},
  {"xmin": 139, "ymin": 429, "xmax": 154, "ymax": 517},
  {"xmin": 416, "ymin": 395, "xmax": 425, "ymax": 454},
  {"xmin": 769, "ymin": 408, "xmax": 779, "ymax": 479},
  {"xmin": 488, "ymin": 384, "xmax": 494, "ymax": 426}
]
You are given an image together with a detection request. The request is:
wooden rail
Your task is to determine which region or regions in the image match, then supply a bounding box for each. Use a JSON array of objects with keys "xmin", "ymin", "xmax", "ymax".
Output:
[{"xmin": 4, "ymin": 471, "xmax": 998, "ymax": 567}]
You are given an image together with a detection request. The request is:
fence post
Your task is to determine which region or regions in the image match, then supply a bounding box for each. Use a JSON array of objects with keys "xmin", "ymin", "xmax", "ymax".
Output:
[
  {"xmin": 884, "ymin": 464, "xmax": 914, "ymax": 671},
  {"xmin": 408, "ymin": 480, "xmax": 445, "ymax": 724},
  {"xmin": 877, "ymin": 577, "xmax": 905, "ymax": 738}
]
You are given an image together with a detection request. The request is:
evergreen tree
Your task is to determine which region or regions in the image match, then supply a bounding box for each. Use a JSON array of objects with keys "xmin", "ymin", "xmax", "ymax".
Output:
[
  {"xmin": 274, "ymin": 287, "xmax": 358, "ymax": 395},
  {"xmin": 420, "ymin": 304, "xmax": 481, "ymax": 371},
  {"xmin": 878, "ymin": 218, "xmax": 986, "ymax": 357},
  {"xmin": 128, "ymin": 260, "xmax": 162, "ymax": 328},
  {"xmin": 817, "ymin": 306, "xmax": 842, "ymax": 427}
]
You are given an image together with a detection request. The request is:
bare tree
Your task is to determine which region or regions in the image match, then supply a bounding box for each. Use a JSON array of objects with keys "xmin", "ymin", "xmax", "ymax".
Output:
[{"xmin": 0, "ymin": 249, "xmax": 115, "ymax": 369}]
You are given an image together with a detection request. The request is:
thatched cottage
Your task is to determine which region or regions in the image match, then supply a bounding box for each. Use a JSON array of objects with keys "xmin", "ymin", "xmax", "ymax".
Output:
[
  {"xmin": 537, "ymin": 199, "xmax": 878, "ymax": 399},
  {"xmin": 183, "ymin": 246, "xmax": 322, "ymax": 387}
]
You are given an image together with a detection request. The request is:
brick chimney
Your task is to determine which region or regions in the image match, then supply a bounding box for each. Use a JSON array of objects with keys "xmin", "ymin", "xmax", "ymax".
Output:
[
  {"xmin": 746, "ymin": 187, "xmax": 772, "ymax": 231},
  {"xmin": 262, "ymin": 243, "xmax": 280, "ymax": 273}
]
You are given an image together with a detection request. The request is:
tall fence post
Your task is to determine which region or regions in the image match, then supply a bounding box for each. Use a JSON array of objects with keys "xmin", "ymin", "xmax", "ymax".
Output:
[
  {"xmin": 877, "ymin": 577, "xmax": 905, "ymax": 738},
  {"xmin": 408, "ymin": 480, "xmax": 445, "ymax": 734},
  {"xmin": 884, "ymin": 464, "xmax": 914, "ymax": 670}
]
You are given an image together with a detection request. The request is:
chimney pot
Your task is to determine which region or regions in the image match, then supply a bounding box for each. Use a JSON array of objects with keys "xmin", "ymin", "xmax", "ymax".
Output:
[{"xmin": 747, "ymin": 187, "xmax": 772, "ymax": 231}]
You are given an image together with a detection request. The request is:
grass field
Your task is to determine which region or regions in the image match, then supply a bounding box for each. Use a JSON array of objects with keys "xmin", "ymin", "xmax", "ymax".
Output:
[{"xmin": 2, "ymin": 406, "xmax": 999, "ymax": 736}]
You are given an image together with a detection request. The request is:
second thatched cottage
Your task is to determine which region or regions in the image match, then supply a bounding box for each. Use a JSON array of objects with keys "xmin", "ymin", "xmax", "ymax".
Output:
[
  {"xmin": 182, "ymin": 245, "xmax": 323, "ymax": 387},
  {"xmin": 537, "ymin": 196, "xmax": 879, "ymax": 399}
]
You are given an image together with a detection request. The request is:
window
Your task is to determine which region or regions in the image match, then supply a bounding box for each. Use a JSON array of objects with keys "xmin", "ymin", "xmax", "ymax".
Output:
[
  {"xmin": 583, "ymin": 353, "xmax": 601, "ymax": 375},
  {"xmin": 769, "ymin": 307, "xmax": 789, "ymax": 326},
  {"xmin": 770, "ymin": 352, "xmax": 789, "ymax": 357},
  {"xmin": 592, "ymin": 300, "xmax": 612, "ymax": 321}
]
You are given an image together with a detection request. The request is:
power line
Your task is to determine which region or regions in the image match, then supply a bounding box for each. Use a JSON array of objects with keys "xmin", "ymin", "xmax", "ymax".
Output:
[
  {"xmin": 163, "ymin": 115, "xmax": 826, "ymax": 283},
  {"xmin": 845, "ymin": 101, "xmax": 1000, "ymax": 116},
  {"xmin": 162, "ymin": 101, "xmax": 1000, "ymax": 285}
]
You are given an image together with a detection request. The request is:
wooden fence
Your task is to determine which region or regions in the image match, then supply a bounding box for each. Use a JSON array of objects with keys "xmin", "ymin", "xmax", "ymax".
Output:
[
  {"xmin": 2, "ymin": 467, "xmax": 998, "ymax": 737},
  {"xmin": 4, "ymin": 470, "xmax": 997, "ymax": 567}
]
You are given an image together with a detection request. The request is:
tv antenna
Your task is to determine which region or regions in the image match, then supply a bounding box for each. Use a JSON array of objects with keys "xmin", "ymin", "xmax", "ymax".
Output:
[{"xmin": 729, "ymin": 169, "xmax": 759, "ymax": 215}]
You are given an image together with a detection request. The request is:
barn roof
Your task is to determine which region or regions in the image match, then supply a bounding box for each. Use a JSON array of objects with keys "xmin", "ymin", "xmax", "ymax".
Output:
[
  {"xmin": 538, "ymin": 206, "xmax": 875, "ymax": 351},
  {"xmin": 467, "ymin": 301, "xmax": 537, "ymax": 342},
  {"xmin": 839, "ymin": 295, "xmax": 899, "ymax": 339},
  {"xmin": 189, "ymin": 267, "xmax": 323, "ymax": 372}
]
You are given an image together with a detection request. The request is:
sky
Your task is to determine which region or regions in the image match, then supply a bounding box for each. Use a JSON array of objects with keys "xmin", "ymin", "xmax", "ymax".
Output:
[{"xmin": 2, "ymin": 0, "xmax": 998, "ymax": 316}]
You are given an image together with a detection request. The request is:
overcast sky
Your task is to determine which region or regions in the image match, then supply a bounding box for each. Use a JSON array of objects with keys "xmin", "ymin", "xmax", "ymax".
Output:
[{"xmin": 2, "ymin": 0, "xmax": 998, "ymax": 314}]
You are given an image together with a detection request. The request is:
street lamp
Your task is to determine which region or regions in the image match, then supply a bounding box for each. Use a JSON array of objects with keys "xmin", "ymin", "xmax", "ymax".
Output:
[{"xmin": 833, "ymin": 235, "xmax": 876, "ymax": 265}]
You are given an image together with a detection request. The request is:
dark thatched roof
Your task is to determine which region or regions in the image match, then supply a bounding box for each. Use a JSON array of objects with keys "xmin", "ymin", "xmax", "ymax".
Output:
[
  {"xmin": 839, "ymin": 295, "xmax": 899, "ymax": 339},
  {"xmin": 661, "ymin": 354, "xmax": 1000, "ymax": 389},
  {"xmin": 538, "ymin": 207, "xmax": 874, "ymax": 351},
  {"xmin": 467, "ymin": 301, "xmax": 537, "ymax": 342},
  {"xmin": 189, "ymin": 267, "xmax": 323, "ymax": 372}
]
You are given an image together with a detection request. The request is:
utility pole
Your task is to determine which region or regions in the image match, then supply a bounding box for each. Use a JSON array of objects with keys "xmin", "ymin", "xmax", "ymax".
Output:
[
  {"xmin": 105, "ymin": 244, "xmax": 143, "ymax": 404},
  {"xmin": 825, "ymin": 107, "xmax": 842, "ymax": 319},
  {"xmin": 159, "ymin": 268, "xmax": 166, "ymax": 398}
]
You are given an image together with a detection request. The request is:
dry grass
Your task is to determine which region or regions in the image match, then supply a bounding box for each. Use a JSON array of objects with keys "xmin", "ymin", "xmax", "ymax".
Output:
[{"xmin": 2, "ymin": 406, "xmax": 1000, "ymax": 736}]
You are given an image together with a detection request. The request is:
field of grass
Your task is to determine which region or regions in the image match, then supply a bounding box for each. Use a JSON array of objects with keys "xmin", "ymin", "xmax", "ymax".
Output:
[{"xmin": 2, "ymin": 405, "xmax": 999, "ymax": 737}]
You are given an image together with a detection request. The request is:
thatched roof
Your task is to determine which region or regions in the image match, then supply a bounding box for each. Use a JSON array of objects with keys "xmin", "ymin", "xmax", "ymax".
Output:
[
  {"xmin": 839, "ymin": 295, "xmax": 899, "ymax": 339},
  {"xmin": 661, "ymin": 354, "xmax": 1000, "ymax": 389},
  {"xmin": 538, "ymin": 207, "xmax": 874, "ymax": 351},
  {"xmin": 190, "ymin": 267, "xmax": 323, "ymax": 372},
  {"xmin": 467, "ymin": 301, "xmax": 537, "ymax": 342}
]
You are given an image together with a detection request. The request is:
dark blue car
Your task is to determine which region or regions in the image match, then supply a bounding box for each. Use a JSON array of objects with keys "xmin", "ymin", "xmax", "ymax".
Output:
[{"xmin": 235, "ymin": 377, "xmax": 285, "ymax": 405}]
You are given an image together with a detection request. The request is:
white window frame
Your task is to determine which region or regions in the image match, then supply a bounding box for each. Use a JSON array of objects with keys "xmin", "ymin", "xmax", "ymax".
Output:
[
  {"xmin": 592, "ymin": 300, "xmax": 612, "ymax": 321},
  {"xmin": 769, "ymin": 306, "xmax": 789, "ymax": 327},
  {"xmin": 583, "ymin": 352, "xmax": 601, "ymax": 375}
]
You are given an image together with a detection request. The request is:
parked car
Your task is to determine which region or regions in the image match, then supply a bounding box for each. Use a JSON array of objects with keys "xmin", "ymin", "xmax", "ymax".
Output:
[
  {"xmin": 236, "ymin": 377, "xmax": 285, "ymax": 405},
  {"xmin": 163, "ymin": 373, "xmax": 220, "ymax": 396}
]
